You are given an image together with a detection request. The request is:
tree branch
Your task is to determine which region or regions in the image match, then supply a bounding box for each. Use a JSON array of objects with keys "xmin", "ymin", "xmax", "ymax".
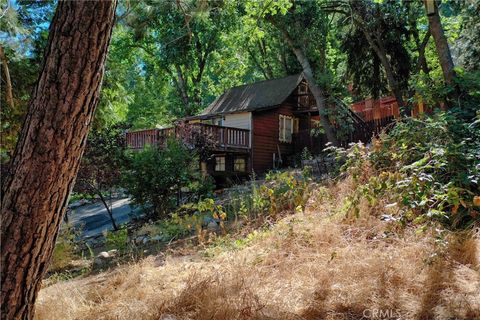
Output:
[{"xmin": 0, "ymin": 45, "xmax": 15, "ymax": 110}]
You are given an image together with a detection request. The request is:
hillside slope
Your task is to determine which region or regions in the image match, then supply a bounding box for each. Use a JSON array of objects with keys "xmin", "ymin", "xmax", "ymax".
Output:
[{"xmin": 36, "ymin": 180, "xmax": 480, "ymax": 320}]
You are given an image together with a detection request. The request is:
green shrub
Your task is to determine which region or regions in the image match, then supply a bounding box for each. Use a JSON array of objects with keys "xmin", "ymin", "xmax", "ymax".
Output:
[
  {"xmin": 339, "ymin": 110, "xmax": 480, "ymax": 229},
  {"xmin": 50, "ymin": 225, "xmax": 81, "ymax": 271},
  {"xmin": 132, "ymin": 169, "xmax": 313, "ymax": 245},
  {"xmin": 137, "ymin": 198, "xmax": 227, "ymax": 242},
  {"xmin": 242, "ymin": 168, "xmax": 312, "ymax": 218},
  {"xmin": 104, "ymin": 227, "xmax": 128, "ymax": 251},
  {"xmin": 122, "ymin": 139, "xmax": 202, "ymax": 218},
  {"xmin": 188, "ymin": 175, "xmax": 215, "ymax": 200}
]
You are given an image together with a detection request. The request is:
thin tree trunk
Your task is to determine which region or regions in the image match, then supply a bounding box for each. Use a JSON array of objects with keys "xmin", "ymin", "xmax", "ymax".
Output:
[
  {"xmin": 0, "ymin": 45, "xmax": 15, "ymax": 110},
  {"xmin": 98, "ymin": 191, "xmax": 118, "ymax": 231},
  {"xmin": 424, "ymin": 0, "xmax": 456, "ymax": 87},
  {"xmin": 415, "ymin": 29, "xmax": 431, "ymax": 75},
  {"xmin": 175, "ymin": 64, "xmax": 191, "ymax": 115},
  {"xmin": 358, "ymin": 26, "xmax": 406, "ymax": 112},
  {"xmin": 279, "ymin": 29, "xmax": 339, "ymax": 146},
  {"xmin": 0, "ymin": 1, "xmax": 116, "ymax": 319}
]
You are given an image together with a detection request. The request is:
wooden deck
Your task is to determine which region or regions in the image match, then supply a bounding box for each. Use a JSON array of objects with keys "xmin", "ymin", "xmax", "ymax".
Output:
[
  {"xmin": 352, "ymin": 96, "xmax": 400, "ymax": 122},
  {"xmin": 126, "ymin": 123, "xmax": 250, "ymax": 152}
]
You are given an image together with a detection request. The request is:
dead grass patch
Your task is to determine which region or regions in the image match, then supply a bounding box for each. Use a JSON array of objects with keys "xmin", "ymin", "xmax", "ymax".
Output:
[{"xmin": 36, "ymin": 180, "xmax": 480, "ymax": 320}]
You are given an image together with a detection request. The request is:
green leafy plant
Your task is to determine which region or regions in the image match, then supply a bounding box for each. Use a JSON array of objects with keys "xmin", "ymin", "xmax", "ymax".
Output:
[
  {"xmin": 252, "ymin": 168, "xmax": 312, "ymax": 217},
  {"xmin": 104, "ymin": 227, "xmax": 128, "ymax": 251},
  {"xmin": 338, "ymin": 110, "xmax": 480, "ymax": 228},
  {"xmin": 122, "ymin": 139, "xmax": 201, "ymax": 218},
  {"xmin": 49, "ymin": 224, "xmax": 81, "ymax": 272}
]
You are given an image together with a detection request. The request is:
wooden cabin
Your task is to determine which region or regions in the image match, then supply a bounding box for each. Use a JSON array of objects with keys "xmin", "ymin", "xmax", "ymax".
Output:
[{"xmin": 126, "ymin": 73, "xmax": 388, "ymax": 184}]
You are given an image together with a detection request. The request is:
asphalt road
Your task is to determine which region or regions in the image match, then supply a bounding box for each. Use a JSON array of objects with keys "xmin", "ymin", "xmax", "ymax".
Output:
[{"xmin": 64, "ymin": 198, "xmax": 142, "ymax": 238}]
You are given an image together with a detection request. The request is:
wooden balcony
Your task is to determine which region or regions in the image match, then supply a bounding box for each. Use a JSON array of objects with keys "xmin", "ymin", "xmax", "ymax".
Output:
[{"xmin": 126, "ymin": 123, "xmax": 250, "ymax": 152}]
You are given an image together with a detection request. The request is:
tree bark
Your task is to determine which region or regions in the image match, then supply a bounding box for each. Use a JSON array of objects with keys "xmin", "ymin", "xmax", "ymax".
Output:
[
  {"xmin": 0, "ymin": 45, "xmax": 15, "ymax": 110},
  {"xmin": 0, "ymin": 1, "xmax": 116, "ymax": 319},
  {"xmin": 415, "ymin": 29, "xmax": 431, "ymax": 75},
  {"xmin": 424, "ymin": 0, "xmax": 456, "ymax": 87},
  {"xmin": 279, "ymin": 29, "xmax": 339, "ymax": 146}
]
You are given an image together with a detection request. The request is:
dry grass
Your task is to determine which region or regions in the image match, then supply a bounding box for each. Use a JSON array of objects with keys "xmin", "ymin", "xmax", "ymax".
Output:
[{"xmin": 36, "ymin": 179, "xmax": 480, "ymax": 320}]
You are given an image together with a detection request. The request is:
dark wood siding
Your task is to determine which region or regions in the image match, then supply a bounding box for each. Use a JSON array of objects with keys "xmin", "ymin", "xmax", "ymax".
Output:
[
  {"xmin": 251, "ymin": 104, "xmax": 296, "ymax": 173},
  {"xmin": 294, "ymin": 114, "xmax": 329, "ymax": 155},
  {"xmin": 204, "ymin": 153, "xmax": 249, "ymax": 187}
]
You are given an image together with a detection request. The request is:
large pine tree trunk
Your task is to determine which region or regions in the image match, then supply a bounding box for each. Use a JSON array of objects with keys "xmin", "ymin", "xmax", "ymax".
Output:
[{"xmin": 0, "ymin": 1, "xmax": 116, "ymax": 319}]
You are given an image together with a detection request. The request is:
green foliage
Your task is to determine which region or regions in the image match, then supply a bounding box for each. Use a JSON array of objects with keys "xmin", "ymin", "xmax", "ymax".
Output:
[
  {"xmin": 50, "ymin": 224, "xmax": 81, "ymax": 271},
  {"xmin": 74, "ymin": 124, "xmax": 127, "ymax": 196},
  {"xmin": 124, "ymin": 0, "xmax": 242, "ymax": 116},
  {"xmin": 338, "ymin": 111, "xmax": 480, "ymax": 229},
  {"xmin": 301, "ymin": 147, "xmax": 313, "ymax": 161},
  {"xmin": 157, "ymin": 213, "xmax": 198, "ymax": 240},
  {"xmin": 137, "ymin": 169, "xmax": 313, "ymax": 245},
  {"xmin": 136, "ymin": 198, "xmax": 227, "ymax": 242},
  {"xmin": 104, "ymin": 227, "xmax": 128, "ymax": 251},
  {"xmin": 340, "ymin": 0, "xmax": 412, "ymax": 99},
  {"xmin": 187, "ymin": 175, "xmax": 215, "ymax": 199},
  {"xmin": 452, "ymin": 1, "xmax": 479, "ymax": 72},
  {"xmin": 122, "ymin": 140, "xmax": 201, "ymax": 217},
  {"xmin": 225, "ymin": 168, "xmax": 312, "ymax": 220},
  {"xmin": 0, "ymin": 1, "xmax": 53, "ymax": 162}
]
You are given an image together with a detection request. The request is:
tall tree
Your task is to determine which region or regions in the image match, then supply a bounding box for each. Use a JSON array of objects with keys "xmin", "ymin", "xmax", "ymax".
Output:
[
  {"xmin": 0, "ymin": 1, "xmax": 54, "ymax": 162},
  {"xmin": 280, "ymin": 29, "xmax": 339, "ymax": 146},
  {"xmin": 74, "ymin": 124, "xmax": 128, "ymax": 231},
  {"xmin": 331, "ymin": 0, "xmax": 412, "ymax": 109},
  {"xmin": 0, "ymin": 1, "xmax": 117, "ymax": 319},
  {"xmin": 456, "ymin": 0, "xmax": 480, "ymax": 72},
  {"xmin": 127, "ymin": 0, "xmax": 238, "ymax": 117},
  {"xmin": 248, "ymin": 0, "xmax": 339, "ymax": 145},
  {"xmin": 424, "ymin": 0, "xmax": 457, "ymax": 88}
]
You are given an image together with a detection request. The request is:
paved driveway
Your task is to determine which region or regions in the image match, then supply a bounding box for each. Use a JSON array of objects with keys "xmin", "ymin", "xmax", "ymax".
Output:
[{"xmin": 65, "ymin": 198, "xmax": 143, "ymax": 238}]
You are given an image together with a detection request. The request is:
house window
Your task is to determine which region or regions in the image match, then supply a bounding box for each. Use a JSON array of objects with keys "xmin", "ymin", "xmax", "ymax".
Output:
[
  {"xmin": 234, "ymin": 157, "xmax": 246, "ymax": 172},
  {"xmin": 298, "ymin": 95, "xmax": 309, "ymax": 108},
  {"xmin": 293, "ymin": 118, "xmax": 299, "ymax": 134},
  {"xmin": 279, "ymin": 115, "xmax": 293, "ymax": 143},
  {"xmin": 215, "ymin": 156, "xmax": 225, "ymax": 171},
  {"xmin": 298, "ymin": 82, "xmax": 308, "ymax": 94}
]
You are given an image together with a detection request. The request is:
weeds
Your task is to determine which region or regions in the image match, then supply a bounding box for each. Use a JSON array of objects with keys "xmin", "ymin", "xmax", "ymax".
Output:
[
  {"xmin": 49, "ymin": 224, "xmax": 82, "ymax": 272},
  {"xmin": 104, "ymin": 227, "xmax": 129, "ymax": 251},
  {"xmin": 333, "ymin": 111, "xmax": 480, "ymax": 229},
  {"xmin": 37, "ymin": 178, "xmax": 480, "ymax": 320}
]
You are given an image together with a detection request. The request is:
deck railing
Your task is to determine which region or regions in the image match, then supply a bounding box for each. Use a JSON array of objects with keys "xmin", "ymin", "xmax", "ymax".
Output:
[
  {"xmin": 190, "ymin": 123, "xmax": 250, "ymax": 149},
  {"xmin": 126, "ymin": 123, "xmax": 250, "ymax": 150},
  {"xmin": 125, "ymin": 129, "xmax": 161, "ymax": 150}
]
